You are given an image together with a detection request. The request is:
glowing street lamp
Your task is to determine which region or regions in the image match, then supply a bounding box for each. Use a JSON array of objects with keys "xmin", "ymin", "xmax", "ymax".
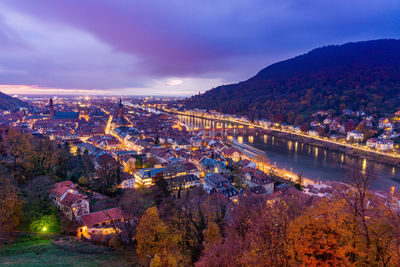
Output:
[{"xmin": 42, "ymin": 226, "xmax": 47, "ymax": 232}]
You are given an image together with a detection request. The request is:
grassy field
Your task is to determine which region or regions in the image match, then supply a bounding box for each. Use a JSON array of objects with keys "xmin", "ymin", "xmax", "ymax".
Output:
[{"xmin": 0, "ymin": 236, "xmax": 137, "ymax": 267}]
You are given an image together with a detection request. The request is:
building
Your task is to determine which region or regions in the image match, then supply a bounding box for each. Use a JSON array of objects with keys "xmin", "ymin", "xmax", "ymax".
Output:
[
  {"xmin": 308, "ymin": 130, "xmax": 318, "ymax": 137},
  {"xmin": 241, "ymin": 167, "xmax": 274, "ymax": 194},
  {"xmin": 347, "ymin": 130, "xmax": 363, "ymax": 141},
  {"xmin": 52, "ymin": 112, "xmax": 80, "ymax": 121},
  {"xmin": 221, "ymin": 147, "xmax": 241, "ymax": 162},
  {"xmin": 49, "ymin": 181, "xmax": 79, "ymax": 206},
  {"xmin": 199, "ymin": 157, "xmax": 226, "ymax": 176},
  {"xmin": 378, "ymin": 118, "xmax": 393, "ymax": 130},
  {"xmin": 366, "ymin": 138, "xmax": 377, "ymax": 148},
  {"xmin": 59, "ymin": 193, "xmax": 89, "ymax": 220},
  {"xmin": 375, "ymin": 140, "xmax": 394, "ymax": 151},
  {"xmin": 134, "ymin": 167, "xmax": 166, "ymax": 187},
  {"xmin": 169, "ymin": 174, "xmax": 201, "ymax": 190},
  {"xmin": 110, "ymin": 99, "xmax": 133, "ymax": 130},
  {"xmin": 120, "ymin": 173, "xmax": 135, "ymax": 189},
  {"xmin": 203, "ymin": 173, "xmax": 238, "ymax": 201},
  {"xmin": 258, "ymin": 119, "xmax": 271, "ymax": 128},
  {"xmin": 77, "ymin": 207, "xmax": 124, "ymax": 240},
  {"xmin": 49, "ymin": 98, "xmax": 55, "ymax": 118}
]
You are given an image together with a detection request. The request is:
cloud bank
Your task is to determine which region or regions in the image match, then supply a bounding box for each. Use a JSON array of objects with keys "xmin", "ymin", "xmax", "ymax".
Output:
[{"xmin": 0, "ymin": 0, "xmax": 399, "ymax": 95}]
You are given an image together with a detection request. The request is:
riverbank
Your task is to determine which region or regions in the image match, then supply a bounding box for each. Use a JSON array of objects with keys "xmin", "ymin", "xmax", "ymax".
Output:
[
  {"xmin": 167, "ymin": 110, "xmax": 399, "ymax": 167},
  {"xmin": 265, "ymin": 130, "xmax": 400, "ymax": 167}
]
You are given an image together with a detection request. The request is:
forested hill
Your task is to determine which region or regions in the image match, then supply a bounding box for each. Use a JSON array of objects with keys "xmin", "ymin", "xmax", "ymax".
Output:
[
  {"xmin": 0, "ymin": 91, "xmax": 27, "ymax": 110},
  {"xmin": 184, "ymin": 39, "xmax": 400, "ymax": 123}
]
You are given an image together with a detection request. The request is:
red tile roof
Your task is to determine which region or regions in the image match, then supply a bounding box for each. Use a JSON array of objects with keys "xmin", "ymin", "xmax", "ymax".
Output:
[
  {"xmin": 80, "ymin": 207, "xmax": 123, "ymax": 228},
  {"xmin": 49, "ymin": 181, "xmax": 75, "ymax": 198},
  {"xmin": 59, "ymin": 193, "xmax": 87, "ymax": 207}
]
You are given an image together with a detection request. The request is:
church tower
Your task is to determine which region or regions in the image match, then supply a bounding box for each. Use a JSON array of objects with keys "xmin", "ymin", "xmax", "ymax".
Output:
[
  {"xmin": 117, "ymin": 98, "xmax": 124, "ymax": 118},
  {"xmin": 49, "ymin": 98, "xmax": 55, "ymax": 118}
]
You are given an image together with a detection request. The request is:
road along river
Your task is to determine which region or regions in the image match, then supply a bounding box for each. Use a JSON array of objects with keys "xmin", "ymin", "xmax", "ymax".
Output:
[{"xmin": 177, "ymin": 114, "xmax": 400, "ymax": 191}]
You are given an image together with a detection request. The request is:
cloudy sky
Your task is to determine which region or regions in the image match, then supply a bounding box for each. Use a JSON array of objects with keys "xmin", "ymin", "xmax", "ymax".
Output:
[{"xmin": 0, "ymin": 0, "xmax": 399, "ymax": 96}]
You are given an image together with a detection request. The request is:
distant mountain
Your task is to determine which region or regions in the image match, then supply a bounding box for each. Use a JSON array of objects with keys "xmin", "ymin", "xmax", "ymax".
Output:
[
  {"xmin": 0, "ymin": 91, "xmax": 27, "ymax": 110},
  {"xmin": 184, "ymin": 39, "xmax": 400, "ymax": 123}
]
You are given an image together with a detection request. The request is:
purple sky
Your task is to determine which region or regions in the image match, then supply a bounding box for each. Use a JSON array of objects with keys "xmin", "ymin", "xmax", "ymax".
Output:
[{"xmin": 0, "ymin": 0, "xmax": 399, "ymax": 95}]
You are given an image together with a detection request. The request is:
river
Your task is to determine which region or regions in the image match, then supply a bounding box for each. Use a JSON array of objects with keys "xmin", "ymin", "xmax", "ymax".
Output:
[{"xmin": 177, "ymin": 114, "xmax": 400, "ymax": 191}]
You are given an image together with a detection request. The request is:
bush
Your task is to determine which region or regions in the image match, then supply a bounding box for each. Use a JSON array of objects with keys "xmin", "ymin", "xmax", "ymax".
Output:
[
  {"xmin": 78, "ymin": 176, "xmax": 89, "ymax": 186},
  {"xmin": 29, "ymin": 214, "xmax": 60, "ymax": 233}
]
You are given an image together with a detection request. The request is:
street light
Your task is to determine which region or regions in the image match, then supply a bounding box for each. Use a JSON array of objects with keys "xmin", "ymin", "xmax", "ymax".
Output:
[{"xmin": 42, "ymin": 226, "xmax": 47, "ymax": 232}]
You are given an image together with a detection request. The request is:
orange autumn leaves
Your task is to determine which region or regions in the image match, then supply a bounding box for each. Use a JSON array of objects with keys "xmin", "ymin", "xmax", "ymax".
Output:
[
  {"xmin": 134, "ymin": 189, "xmax": 400, "ymax": 266},
  {"xmin": 287, "ymin": 199, "xmax": 355, "ymax": 266}
]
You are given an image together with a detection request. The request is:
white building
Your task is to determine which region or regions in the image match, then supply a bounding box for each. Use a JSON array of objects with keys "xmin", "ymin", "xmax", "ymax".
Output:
[
  {"xmin": 308, "ymin": 130, "xmax": 318, "ymax": 137},
  {"xmin": 347, "ymin": 130, "xmax": 363, "ymax": 141},
  {"xmin": 366, "ymin": 138, "xmax": 377, "ymax": 148},
  {"xmin": 375, "ymin": 140, "xmax": 394, "ymax": 151}
]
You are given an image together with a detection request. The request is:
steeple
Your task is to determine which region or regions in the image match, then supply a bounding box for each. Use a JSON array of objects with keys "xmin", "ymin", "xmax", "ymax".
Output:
[
  {"xmin": 117, "ymin": 98, "xmax": 124, "ymax": 118},
  {"xmin": 49, "ymin": 98, "xmax": 55, "ymax": 118}
]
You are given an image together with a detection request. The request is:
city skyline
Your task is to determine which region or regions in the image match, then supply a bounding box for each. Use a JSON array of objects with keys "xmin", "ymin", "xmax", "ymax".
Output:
[{"xmin": 0, "ymin": 0, "xmax": 399, "ymax": 95}]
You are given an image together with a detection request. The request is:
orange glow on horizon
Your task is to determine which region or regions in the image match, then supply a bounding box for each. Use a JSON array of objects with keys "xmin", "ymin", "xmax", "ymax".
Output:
[{"xmin": 0, "ymin": 84, "xmax": 109, "ymax": 95}]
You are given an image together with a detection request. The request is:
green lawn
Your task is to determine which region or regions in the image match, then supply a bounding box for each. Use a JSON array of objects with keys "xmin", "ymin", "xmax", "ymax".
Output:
[{"xmin": 0, "ymin": 237, "xmax": 136, "ymax": 267}]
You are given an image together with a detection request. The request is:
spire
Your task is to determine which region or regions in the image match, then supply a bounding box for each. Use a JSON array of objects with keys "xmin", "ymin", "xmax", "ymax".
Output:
[
  {"xmin": 117, "ymin": 98, "xmax": 124, "ymax": 118},
  {"xmin": 49, "ymin": 98, "xmax": 55, "ymax": 118}
]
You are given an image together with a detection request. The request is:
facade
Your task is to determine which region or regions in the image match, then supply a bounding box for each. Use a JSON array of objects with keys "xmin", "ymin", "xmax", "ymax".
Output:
[
  {"xmin": 49, "ymin": 181, "xmax": 79, "ymax": 206},
  {"xmin": 77, "ymin": 207, "xmax": 124, "ymax": 240},
  {"xmin": 366, "ymin": 138, "xmax": 377, "ymax": 148},
  {"xmin": 203, "ymin": 173, "xmax": 238, "ymax": 200},
  {"xmin": 241, "ymin": 167, "xmax": 274, "ymax": 195},
  {"xmin": 169, "ymin": 174, "xmax": 201, "ymax": 190},
  {"xmin": 308, "ymin": 130, "xmax": 318, "ymax": 137},
  {"xmin": 375, "ymin": 140, "xmax": 394, "ymax": 151},
  {"xmin": 134, "ymin": 167, "xmax": 166, "ymax": 187},
  {"xmin": 120, "ymin": 173, "xmax": 135, "ymax": 189},
  {"xmin": 347, "ymin": 130, "xmax": 364, "ymax": 141},
  {"xmin": 60, "ymin": 193, "xmax": 90, "ymax": 220},
  {"xmin": 199, "ymin": 157, "xmax": 226, "ymax": 175}
]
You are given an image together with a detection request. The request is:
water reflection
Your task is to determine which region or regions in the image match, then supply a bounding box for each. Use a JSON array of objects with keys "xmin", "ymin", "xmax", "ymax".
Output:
[{"xmin": 177, "ymin": 114, "xmax": 400, "ymax": 190}]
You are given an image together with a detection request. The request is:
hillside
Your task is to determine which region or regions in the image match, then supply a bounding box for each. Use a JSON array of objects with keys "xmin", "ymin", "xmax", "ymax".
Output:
[
  {"xmin": 0, "ymin": 91, "xmax": 27, "ymax": 110},
  {"xmin": 184, "ymin": 39, "xmax": 400, "ymax": 123}
]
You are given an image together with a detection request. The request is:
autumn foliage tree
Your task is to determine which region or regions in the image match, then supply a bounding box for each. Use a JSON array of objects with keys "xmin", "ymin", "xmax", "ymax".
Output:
[
  {"xmin": 136, "ymin": 206, "xmax": 189, "ymax": 266},
  {"xmin": 286, "ymin": 199, "xmax": 354, "ymax": 265}
]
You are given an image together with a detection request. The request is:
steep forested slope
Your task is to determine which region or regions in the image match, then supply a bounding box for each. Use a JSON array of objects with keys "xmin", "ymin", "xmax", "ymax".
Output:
[
  {"xmin": 185, "ymin": 39, "xmax": 400, "ymax": 123},
  {"xmin": 0, "ymin": 91, "xmax": 27, "ymax": 110}
]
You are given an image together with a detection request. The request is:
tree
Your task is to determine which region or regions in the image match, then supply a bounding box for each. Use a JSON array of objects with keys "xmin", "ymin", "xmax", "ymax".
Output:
[
  {"xmin": 287, "ymin": 199, "xmax": 354, "ymax": 265},
  {"xmin": 294, "ymin": 114, "xmax": 304, "ymax": 126},
  {"xmin": 286, "ymin": 111, "xmax": 295, "ymax": 124},
  {"xmin": 135, "ymin": 157, "xmax": 143, "ymax": 169},
  {"xmin": 155, "ymin": 135, "xmax": 160, "ymax": 145},
  {"xmin": 136, "ymin": 206, "xmax": 174, "ymax": 264},
  {"xmin": 0, "ymin": 174, "xmax": 22, "ymax": 230},
  {"xmin": 202, "ymin": 221, "xmax": 222, "ymax": 250},
  {"xmin": 300, "ymin": 123, "xmax": 309, "ymax": 132},
  {"xmin": 22, "ymin": 176, "xmax": 57, "ymax": 226},
  {"xmin": 343, "ymin": 169, "xmax": 375, "ymax": 262},
  {"xmin": 107, "ymin": 189, "xmax": 153, "ymax": 248},
  {"xmin": 95, "ymin": 154, "xmax": 120, "ymax": 194},
  {"xmin": 29, "ymin": 214, "xmax": 59, "ymax": 233},
  {"xmin": 152, "ymin": 173, "xmax": 171, "ymax": 206},
  {"xmin": 144, "ymin": 156, "xmax": 159, "ymax": 169},
  {"xmin": 124, "ymin": 157, "xmax": 136, "ymax": 173}
]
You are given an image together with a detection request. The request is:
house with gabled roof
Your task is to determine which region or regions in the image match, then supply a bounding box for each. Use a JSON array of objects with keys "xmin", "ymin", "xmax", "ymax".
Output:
[
  {"xmin": 49, "ymin": 181, "xmax": 79, "ymax": 206},
  {"xmin": 60, "ymin": 193, "xmax": 89, "ymax": 220},
  {"xmin": 77, "ymin": 207, "xmax": 125, "ymax": 240}
]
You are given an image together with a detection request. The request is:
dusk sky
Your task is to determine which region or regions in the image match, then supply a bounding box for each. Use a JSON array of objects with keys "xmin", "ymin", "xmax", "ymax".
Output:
[{"xmin": 0, "ymin": 0, "xmax": 399, "ymax": 96}]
